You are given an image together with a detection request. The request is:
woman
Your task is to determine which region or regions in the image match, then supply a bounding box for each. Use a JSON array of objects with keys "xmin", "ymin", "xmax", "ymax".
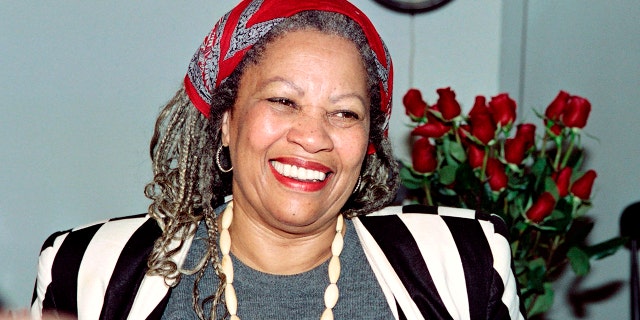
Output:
[{"xmin": 31, "ymin": 0, "xmax": 525, "ymax": 319}]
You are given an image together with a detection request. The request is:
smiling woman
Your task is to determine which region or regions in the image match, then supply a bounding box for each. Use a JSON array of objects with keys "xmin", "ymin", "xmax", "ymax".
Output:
[{"xmin": 28, "ymin": 1, "xmax": 525, "ymax": 319}]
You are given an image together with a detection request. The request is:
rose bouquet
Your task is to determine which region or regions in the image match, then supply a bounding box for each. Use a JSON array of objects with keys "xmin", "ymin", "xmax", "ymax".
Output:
[{"xmin": 400, "ymin": 88, "xmax": 625, "ymax": 317}]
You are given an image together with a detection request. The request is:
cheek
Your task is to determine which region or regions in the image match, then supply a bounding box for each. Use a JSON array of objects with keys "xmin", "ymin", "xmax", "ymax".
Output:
[
  {"xmin": 232, "ymin": 110, "xmax": 288, "ymax": 150},
  {"xmin": 333, "ymin": 128, "xmax": 369, "ymax": 167}
]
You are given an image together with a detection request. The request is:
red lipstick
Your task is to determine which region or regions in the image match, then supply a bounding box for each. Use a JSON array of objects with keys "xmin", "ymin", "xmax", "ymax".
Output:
[{"xmin": 269, "ymin": 157, "xmax": 332, "ymax": 192}]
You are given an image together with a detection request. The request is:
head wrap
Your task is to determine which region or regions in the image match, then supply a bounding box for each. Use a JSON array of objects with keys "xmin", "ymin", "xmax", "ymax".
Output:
[{"xmin": 184, "ymin": 0, "xmax": 393, "ymax": 153}]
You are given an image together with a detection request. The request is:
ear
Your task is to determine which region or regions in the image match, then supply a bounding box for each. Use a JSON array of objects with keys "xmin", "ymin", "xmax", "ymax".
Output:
[{"xmin": 221, "ymin": 110, "xmax": 231, "ymax": 147}]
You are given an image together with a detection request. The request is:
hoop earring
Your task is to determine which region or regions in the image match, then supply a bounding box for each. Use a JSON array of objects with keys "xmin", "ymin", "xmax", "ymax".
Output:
[
  {"xmin": 352, "ymin": 176, "xmax": 362, "ymax": 195},
  {"xmin": 216, "ymin": 145, "xmax": 233, "ymax": 173}
]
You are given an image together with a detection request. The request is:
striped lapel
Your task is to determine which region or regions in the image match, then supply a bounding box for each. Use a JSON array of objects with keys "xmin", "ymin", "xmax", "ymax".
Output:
[
  {"xmin": 126, "ymin": 222, "xmax": 196, "ymax": 320},
  {"xmin": 355, "ymin": 212, "xmax": 455, "ymax": 320}
]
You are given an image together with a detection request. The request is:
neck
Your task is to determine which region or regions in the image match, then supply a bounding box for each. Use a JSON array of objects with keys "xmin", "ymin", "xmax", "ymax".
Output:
[{"xmin": 223, "ymin": 202, "xmax": 341, "ymax": 275}]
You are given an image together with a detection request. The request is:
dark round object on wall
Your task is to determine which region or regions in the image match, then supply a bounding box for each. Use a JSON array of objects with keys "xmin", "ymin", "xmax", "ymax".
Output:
[
  {"xmin": 621, "ymin": 201, "xmax": 640, "ymax": 241},
  {"xmin": 373, "ymin": 0, "xmax": 453, "ymax": 14}
]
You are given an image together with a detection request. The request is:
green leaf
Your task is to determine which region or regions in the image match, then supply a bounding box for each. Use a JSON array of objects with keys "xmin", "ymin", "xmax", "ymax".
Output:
[
  {"xmin": 526, "ymin": 258, "xmax": 547, "ymax": 290},
  {"xmin": 574, "ymin": 202, "xmax": 592, "ymax": 218},
  {"xmin": 541, "ymin": 208, "xmax": 572, "ymax": 232},
  {"xmin": 438, "ymin": 188, "xmax": 458, "ymax": 196},
  {"xmin": 528, "ymin": 257, "xmax": 546, "ymax": 270},
  {"xmin": 531, "ymin": 157, "xmax": 548, "ymax": 177},
  {"xmin": 583, "ymin": 236, "xmax": 627, "ymax": 260},
  {"xmin": 526, "ymin": 282, "xmax": 555, "ymax": 317},
  {"xmin": 531, "ymin": 157, "xmax": 551, "ymax": 191},
  {"xmin": 439, "ymin": 164, "xmax": 458, "ymax": 186},
  {"xmin": 454, "ymin": 162, "xmax": 479, "ymax": 191},
  {"xmin": 514, "ymin": 220, "xmax": 529, "ymax": 232},
  {"xmin": 567, "ymin": 246, "xmax": 590, "ymax": 275},
  {"xmin": 544, "ymin": 176, "xmax": 559, "ymax": 197},
  {"xmin": 400, "ymin": 166, "xmax": 423, "ymax": 190},
  {"xmin": 448, "ymin": 140, "xmax": 467, "ymax": 163}
]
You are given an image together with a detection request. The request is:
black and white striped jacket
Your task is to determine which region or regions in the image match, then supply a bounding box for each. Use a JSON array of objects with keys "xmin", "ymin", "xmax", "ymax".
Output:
[{"xmin": 31, "ymin": 205, "xmax": 526, "ymax": 319}]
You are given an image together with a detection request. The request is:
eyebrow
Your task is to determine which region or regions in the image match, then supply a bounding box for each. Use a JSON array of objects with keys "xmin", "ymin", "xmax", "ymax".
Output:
[
  {"xmin": 260, "ymin": 76, "xmax": 367, "ymax": 107},
  {"xmin": 259, "ymin": 77, "xmax": 304, "ymax": 96},
  {"xmin": 330, "ymin": 93, "xmax": 367, "ymax": 108}
]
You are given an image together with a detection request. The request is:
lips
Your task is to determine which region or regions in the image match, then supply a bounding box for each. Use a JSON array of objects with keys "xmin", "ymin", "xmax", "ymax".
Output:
[{"xmin": 269, "ymin": 158, "xmax": 332, "ymax": 192}]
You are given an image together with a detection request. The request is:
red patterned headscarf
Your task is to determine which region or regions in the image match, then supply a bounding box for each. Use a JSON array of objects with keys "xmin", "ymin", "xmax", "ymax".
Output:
[{"xmin": 184, "ymin": 0, "xmax": 393, "ymax": 152}]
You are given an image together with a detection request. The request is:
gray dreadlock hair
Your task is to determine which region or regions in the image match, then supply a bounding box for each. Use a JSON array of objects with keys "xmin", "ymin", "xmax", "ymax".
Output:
[{"xmin": 144, "ymin": 10, "xmax": 399, "ymax": 320}]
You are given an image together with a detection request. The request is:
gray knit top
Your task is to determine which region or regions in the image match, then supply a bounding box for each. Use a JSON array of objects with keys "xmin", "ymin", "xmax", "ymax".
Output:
[{"xmin": 161, "ymin": 211, "xmax": 393, "ymax": 319}]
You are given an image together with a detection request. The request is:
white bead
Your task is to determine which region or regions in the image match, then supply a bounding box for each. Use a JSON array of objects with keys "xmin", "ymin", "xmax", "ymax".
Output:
[
  {"xmin": 335, "ymin": 215, "xmax": 344, "ymax": 233},
  {"xmin": 320, "ymin": 308, "xmax": 334, "ymax": 320},
  {"xmin": 225, "ymin": 283, "xmax": 238, "ymax": 315},
  {"xmin": 220, "ymin": 229, "xmax": 231, "ymax": 255},
  {"xmin": 221, "ymin": 254, "xmax": 234, "ymax": 283},
  {"xmin": 331, "ymin": 232, "xmax": 343, "ymax": 256},
  {"xmin": 221, "ymin": 205, "xmax": 233, "ymax": 230},
  {"xmin": 324, "ymin": 283, "xmax": 339, "ymax": 309},
  {"xmin": 328, "ymin": 256, "xmax": 340, "ymax": 284},
  {"xmin": 230, "ymin": 316, "xmax": 240, "ymax": 320}
]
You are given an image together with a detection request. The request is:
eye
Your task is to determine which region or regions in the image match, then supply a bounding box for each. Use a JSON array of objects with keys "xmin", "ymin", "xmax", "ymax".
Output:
[
  {"xmin": 267, "ymin": 97, "xmax": 296, "ymax": 108},
  {"xmin": 328, "ymin": 109, "xmax": 365, "ymax": 128},
  {"xmin": 332, "ymin": 110, "xmax": 361, "ymax": 120}
]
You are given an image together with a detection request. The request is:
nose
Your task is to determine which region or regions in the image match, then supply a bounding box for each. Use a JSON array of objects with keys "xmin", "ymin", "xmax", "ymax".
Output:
[{"xmin": 286, "ymin": 113, "xmax": 334, "ymax": 153}]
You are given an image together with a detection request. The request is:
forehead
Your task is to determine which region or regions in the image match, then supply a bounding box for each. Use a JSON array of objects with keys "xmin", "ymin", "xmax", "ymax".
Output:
[{"xmin": 256, "ymin": 29, "xmax": 364, "ymax": 67}]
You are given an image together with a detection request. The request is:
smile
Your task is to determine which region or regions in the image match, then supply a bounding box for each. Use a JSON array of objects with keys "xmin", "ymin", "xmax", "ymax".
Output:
[{"xmin": 270, "ymin": 160, "xmax": 329, "ymax": 182}]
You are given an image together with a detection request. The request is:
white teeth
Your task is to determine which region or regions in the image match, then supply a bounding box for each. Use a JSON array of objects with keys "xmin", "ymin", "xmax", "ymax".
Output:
[{"xmin": 271, "ymin": 161, "xmax": 327, "ymax": 182}]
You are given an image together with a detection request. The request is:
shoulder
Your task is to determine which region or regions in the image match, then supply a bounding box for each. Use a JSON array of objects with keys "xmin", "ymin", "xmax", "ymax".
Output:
[
  {"xmin": 39, "ymin": 213, "xmax": 159, "ymax": 257},
  {"xmin": 357, "ymin": 204, "xmax": 509, "ymax": 241},
  {"xmin": 353, "ymin": 204, "xmax": 513, "ymax": 283},
  {"xmin": 33, "ymin": 214, "xmax": 162, "ymax": 317},
  {"xmin": 37, "ymin": 213, "xmax": 162, "ymax": 279},
  {"xmin": 353, "ymin": 204, "xmax": 524, "ymax": 319}
]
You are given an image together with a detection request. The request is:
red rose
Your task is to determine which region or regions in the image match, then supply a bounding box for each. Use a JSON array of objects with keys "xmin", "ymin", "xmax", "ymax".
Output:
[
  {"xmin": 488, "ymin": 93, "xmax": 517, "ymax": 127},
  {"xmin": 467, "ymin": 143, "xmax": 485, "ymax": 169},
  {"xmin": 469, "ymin": 112, "xmax": 496, "ymax": 145},
  {"xmin": 515, "ymin": 123, "xmax": 536, "ymax": 150},
  {"xmin": 469, "ymin": 95, "xmax": 488, "ymax": 118},
  {"xmin": 512, "ymin": 124, "xmax": 537, "ymax": 162},
  {"xmin": 467, "ymin": 96, "xmax": 496, "ymax": 145},
  {"xmin": 504, "ymin": 137, "xmax": 528, "ymax": 165},
  {"xmin": 562, "ymin": 95, "xmax": 591, "ymax": 129},
  {"xmin": 545, "ymin": 90, "xmax": 570, "ymax": 121},
  {"xmin": 486, "ymin": 158, "xmax": 508, "ymax": 192},
  {"xmin": 403, "ymin": 89, "xmax": 428, "ymax": 119},
  {"xmin": 458, "ymin": 124, "xmax": 471, "ymax": 142},
  {"xmin": 436, "ymin": 87, "xmax": 462, "ymax": 121},
  {"xmin": 411, "ymin": 113, "xmax": 452, "ymax": 138},
  {"xmin": 526, "ymin": 192, "xmax": 557, "ymax": 223},
  {"xmin": 546, "ymin": 121, "xmax": 564, "ymax": 137},
  {"xmin": 571, "ymin": 170, "xmax": 597, "ymax": 200},
  {"xmin": 554, "ymin": 167, "xmax": 573, "ymax": 197},
  {"xmin": 412, "ymin": 137, "xmax": 438, "ymax": 174}
]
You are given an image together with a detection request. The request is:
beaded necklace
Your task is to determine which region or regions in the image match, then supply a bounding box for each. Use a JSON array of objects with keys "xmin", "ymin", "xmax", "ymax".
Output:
[{"xmin": 219, "ymin": 201, "xmax": 344, "ymax": 320}]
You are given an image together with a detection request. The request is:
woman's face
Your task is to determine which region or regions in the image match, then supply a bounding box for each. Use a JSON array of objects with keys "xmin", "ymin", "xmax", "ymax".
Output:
[{"xmin": 221, "ymin": 30, "xmax": 369, "ymax": 233}]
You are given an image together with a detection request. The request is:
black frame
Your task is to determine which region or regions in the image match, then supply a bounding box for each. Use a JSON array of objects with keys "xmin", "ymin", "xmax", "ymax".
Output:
[{"xmin": 373, "ymin": 0, "xmax": 453, "ymax": 14}]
